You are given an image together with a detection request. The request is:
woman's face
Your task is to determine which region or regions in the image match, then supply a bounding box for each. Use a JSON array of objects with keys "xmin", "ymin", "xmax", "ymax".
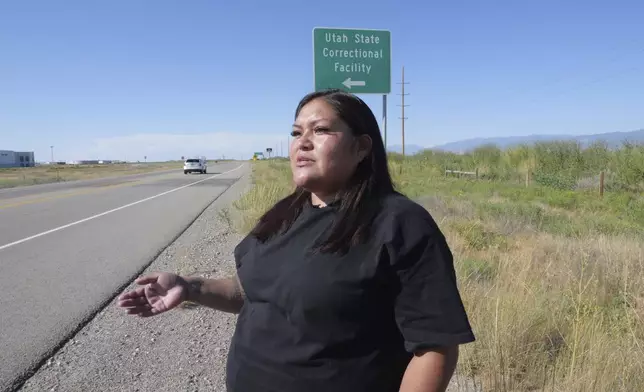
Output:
[{"xmin": 289, "ymin": 98, "xmax": 370, "ymax": 200}]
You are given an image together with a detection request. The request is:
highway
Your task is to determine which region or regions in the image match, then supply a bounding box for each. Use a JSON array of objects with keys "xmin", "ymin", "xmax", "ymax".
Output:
[{"xmin": 0, "ymin": 161, "xmax": 248, "ymax": 391}]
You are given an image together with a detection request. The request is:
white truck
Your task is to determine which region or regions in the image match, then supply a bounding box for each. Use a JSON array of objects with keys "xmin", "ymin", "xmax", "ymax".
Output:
[{"xmin": 183, "ymin": 156, "xmax": 208, "ymax": 174}]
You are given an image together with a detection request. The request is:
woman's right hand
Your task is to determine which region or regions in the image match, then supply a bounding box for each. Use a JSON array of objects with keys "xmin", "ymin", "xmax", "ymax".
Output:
[{"xmin": 117, "ymin": 272, "xmax": 188, "ymax": 317}]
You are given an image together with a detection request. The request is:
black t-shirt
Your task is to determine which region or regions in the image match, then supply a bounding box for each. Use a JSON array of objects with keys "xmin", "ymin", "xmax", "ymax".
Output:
[{"xmin": 226, "ymin": 192, "xmax": 475, "ymax": 392}]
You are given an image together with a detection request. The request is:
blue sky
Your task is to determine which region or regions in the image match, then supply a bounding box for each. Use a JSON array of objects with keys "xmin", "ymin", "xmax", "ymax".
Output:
[{"xmin": 1, "ymin": 0, "xmax": 643, "ymax": 162}]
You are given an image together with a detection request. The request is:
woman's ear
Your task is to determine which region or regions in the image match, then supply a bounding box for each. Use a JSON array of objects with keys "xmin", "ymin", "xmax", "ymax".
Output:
[{"xmin": 355, "ymin": 134, "xmax": 373, "ymax": 162}]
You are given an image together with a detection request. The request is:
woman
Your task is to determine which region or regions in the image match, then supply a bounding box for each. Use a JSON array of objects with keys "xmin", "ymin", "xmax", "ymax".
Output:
[{"xmin": 117, "ymin": 89, "xmax": 475, "ymax": 392}]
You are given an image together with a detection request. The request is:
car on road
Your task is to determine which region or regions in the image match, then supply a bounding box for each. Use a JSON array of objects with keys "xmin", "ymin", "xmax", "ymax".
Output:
[{"xmin": 183, "ymin": 157, "xmax": 207, "ymax": 174}]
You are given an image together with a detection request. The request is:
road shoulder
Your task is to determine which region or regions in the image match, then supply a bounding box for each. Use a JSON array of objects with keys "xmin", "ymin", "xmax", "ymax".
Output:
[{"xmin": 18, "ymin": 168, "xmax": 251, "ymax": 392}]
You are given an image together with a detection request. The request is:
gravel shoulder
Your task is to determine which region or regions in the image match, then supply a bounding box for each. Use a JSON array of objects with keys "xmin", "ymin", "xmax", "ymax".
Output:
[
  {"xmin": 17, "ymin": 169, "xmax": 480, "ymax": 392},
  {"xmin": 17, "ymin": 171, "xmax": 251, "ymax": 392}
]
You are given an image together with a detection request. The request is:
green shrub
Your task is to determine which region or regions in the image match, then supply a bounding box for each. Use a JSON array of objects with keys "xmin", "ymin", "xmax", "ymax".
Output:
[{"xmin": 533, "ymin": 170, "xmax": 578, "ymax": 191}]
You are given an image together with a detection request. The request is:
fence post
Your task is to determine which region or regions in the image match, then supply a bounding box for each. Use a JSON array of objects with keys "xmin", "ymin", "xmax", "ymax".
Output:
[
  {"xmin": 525, "ymin": 170, "xmax": 531, "ymax": 188},
  {"xmin": 599, "ymin": 171, "xmax": 605, "ymax": 198},
  {"xmin": 475, "ymin": 168, "xmax": 479, "ymax": 180}
]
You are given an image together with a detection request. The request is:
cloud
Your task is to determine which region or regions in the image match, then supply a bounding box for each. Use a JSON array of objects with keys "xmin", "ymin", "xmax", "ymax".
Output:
[{"xmin": 84, "ymin": 132, "xmax": 291, "ymax": 161}]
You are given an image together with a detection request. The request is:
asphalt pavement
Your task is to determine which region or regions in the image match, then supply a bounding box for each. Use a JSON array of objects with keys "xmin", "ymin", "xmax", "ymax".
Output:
[{"xmin": 0, "ymin": 161, "xmax": 248, "ymax": 391}]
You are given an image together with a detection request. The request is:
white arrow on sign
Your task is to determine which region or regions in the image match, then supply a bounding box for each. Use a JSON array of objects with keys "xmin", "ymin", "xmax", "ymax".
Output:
[{"xmin": 342, "ymin": 78, "xmax": 366, "ymax": 89}]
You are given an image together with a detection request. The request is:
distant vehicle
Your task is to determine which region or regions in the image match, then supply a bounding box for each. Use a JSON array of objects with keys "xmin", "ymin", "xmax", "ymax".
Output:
[{"xmin": 183, "ymin": 157, "xmax": 207, "ymax": 174}]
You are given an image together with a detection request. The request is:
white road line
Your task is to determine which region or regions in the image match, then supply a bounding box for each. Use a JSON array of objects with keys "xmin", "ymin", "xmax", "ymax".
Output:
[{"xmin": 0, "ymin": 164, "xmax": 245, "ymax": 252}]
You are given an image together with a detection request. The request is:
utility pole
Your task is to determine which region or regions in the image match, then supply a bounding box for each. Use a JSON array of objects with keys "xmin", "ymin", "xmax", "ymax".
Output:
[
  {"xmin": 397, "ymin": 66, "xmax": 410, "ymax": 157},
  {"xmin": 50, "ymin": 145, "xmax": 54, "ymax": 163}
]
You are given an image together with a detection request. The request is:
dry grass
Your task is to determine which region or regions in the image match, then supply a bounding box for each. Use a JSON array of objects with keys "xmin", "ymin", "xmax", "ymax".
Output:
[
  {"xmin": 232, "ymin": 159, "xmax": 294, "ymax": 233},
  {"xmin": 233, "ymin": 159, "xmax": 644, "ymax": 392},
  {"xmin": 0, "ymin": 161, "xmax": 194, "ymax": 189},
  {"xmin": 449, "ymin": 227, "xmax": 644, "ymax": 391}
]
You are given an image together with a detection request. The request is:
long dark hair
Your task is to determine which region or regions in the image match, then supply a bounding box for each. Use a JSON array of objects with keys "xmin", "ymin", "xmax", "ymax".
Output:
[{"xmin": 249, "ymin": 89, "xmax": 396, "ymax": 254}]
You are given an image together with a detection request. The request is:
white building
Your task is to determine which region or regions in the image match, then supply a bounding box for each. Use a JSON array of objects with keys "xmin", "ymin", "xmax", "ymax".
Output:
[{"xmin": 0, "ymin": 150, "xmax": 36, "ymax": 168}]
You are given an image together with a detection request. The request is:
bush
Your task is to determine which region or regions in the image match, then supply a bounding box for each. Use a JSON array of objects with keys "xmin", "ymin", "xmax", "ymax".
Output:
[{"xmin": 532, "ymin": 170, "xmax": 578, "ymax": 191}]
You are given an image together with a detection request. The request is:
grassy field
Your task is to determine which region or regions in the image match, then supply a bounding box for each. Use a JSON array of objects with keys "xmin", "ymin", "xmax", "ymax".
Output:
[
  {"xmin": 0, "ymin": 160, "xmax": 223, "ymax": 189},
  {"xmin": 232, "ymin": 153, "xmax": 644, "ymax": 392}
]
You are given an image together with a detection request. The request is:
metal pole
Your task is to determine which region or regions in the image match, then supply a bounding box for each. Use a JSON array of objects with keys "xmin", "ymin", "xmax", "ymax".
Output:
[
  {"xmin": 382, "ymin": 94, "xmax": 387, "ymax": 152},
  {"xmin": 50, "ymin": 146, "xmax": 54, "ymax": 162}
]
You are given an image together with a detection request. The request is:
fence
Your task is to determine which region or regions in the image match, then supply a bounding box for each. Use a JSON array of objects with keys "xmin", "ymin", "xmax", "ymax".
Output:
[
  {"xmin": 445, "ymin": 169, "xmax": 479, "ymax": 179},
  {"xmin": 446, "ymin": 168, "xmax": 608, "ymax": 198}
]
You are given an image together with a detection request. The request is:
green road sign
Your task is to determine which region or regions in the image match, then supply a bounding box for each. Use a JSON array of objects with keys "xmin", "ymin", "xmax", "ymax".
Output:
[{"xmin": 313, "ymin": 27, "xmax": 391, "ymax": 94}]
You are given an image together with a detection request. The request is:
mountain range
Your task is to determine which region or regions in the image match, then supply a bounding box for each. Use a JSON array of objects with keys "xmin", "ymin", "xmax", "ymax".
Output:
[{"xmin": 388, "ymin": 129, "xmax": 644, "ymax": 154}]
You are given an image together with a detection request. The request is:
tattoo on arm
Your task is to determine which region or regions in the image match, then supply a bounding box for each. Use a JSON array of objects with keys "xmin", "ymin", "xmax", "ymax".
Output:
[
  {"xmin": 180, "ymin": 274, "xmax": 245, "ymax": 312},
  {"xmin": 185, "ymin": 278, "xmax": 203, "ymax": 303}
]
